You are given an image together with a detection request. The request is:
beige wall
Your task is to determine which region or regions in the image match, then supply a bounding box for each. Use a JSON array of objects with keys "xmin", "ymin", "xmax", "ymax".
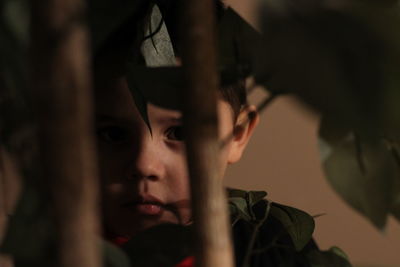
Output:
[
  {"xmin": 225, "ymin": 1, "xmax": 400, "ymax": 266},
  {"xmin": 224, "ymin": 96, "xmax": 400, "ymax": 267}
]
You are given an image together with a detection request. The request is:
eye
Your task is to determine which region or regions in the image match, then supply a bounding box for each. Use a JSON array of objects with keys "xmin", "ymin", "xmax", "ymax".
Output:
[
  {"xmin": 165, "ymin": 126, "xmax": 184, "ymax": 141},
  {"xmin": 97, "ymin": 126, "xmax": 129, "ymax": 144}
]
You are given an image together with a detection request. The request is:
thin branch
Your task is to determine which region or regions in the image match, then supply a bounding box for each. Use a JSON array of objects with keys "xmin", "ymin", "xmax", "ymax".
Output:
[{"xmin": 241, "ymin": 201, "xmax": 271, "ymax": 267}]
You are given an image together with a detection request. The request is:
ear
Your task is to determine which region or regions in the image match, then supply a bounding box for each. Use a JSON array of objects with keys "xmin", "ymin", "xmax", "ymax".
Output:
[{"xmin": 227, "ymin": 105, "xmax": 259, "ymax": 164}]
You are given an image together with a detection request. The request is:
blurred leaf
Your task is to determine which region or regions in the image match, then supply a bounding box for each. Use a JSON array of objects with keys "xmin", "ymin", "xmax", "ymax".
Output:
[
  {"xmin": 217, "ymin": 8, "xmax": 262, "ymax": 75},
  {"xmin": 2, "ymin": 0, "xmax": 29, "ymax": 44},
  {"xmin": 269, "ymin": 203, "xmax": 315, "ymax": 251},
  {"xmin": 320, "ymin": 120, "xmax": 399, "ymax": 229},
  {"xmin": 391, "ymin": 199, "xmax": 400, "ymax": 222},
  {"xmin": 103, "ymin": 241, "xmax": 131, "ymax": 267},
  {"xmin": 255, "ymin": 0, "xmax": 400, "ymax": 134},
  {"xmin": 122, "ymin": 224, "xmax": 192, "ymax": 267},
  {"xmin": 87, "ymin": 0, "xmax": 151, "ymax": 56},
  {"xmin": 125, "ymin": 64, "xmax": 151, "ymax": 131},
  {"xmin": 306, "ymin": 247, "xmax": 352, "ymax": 267},
  {"xmin": 0, "ymin": 186, "xmax": 54, "ymax": 263},
  {"xmin": 390, "ymin": 171, "xmax": 400, "ymax": 222},
  {"xmin": 127, "ymin": 66, "xmax": 183, "ymax": 110},
  {"xmin": 126, "ymin": 64, "xmax": 253, "ymax": 111}
]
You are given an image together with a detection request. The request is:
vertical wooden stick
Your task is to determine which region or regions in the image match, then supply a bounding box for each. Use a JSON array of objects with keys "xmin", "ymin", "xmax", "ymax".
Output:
[
  {"xmin": 181, "ymin": 1, "xmax": 235, "ymax": 267},
  {"xmin": 30, "ymin": 1, "xmax": 100, "ymax": 267}
]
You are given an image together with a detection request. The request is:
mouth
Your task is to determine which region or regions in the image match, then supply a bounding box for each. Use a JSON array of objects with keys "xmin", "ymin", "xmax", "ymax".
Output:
[{"xmin": 121, "ymin": 195, "xmax": 165, "ymax": 216}]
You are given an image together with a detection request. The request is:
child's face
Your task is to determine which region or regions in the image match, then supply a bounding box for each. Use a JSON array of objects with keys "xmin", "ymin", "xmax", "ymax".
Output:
[{"xmin": 95, "ymin": 74, "xmax": 257, "ymax": 238}]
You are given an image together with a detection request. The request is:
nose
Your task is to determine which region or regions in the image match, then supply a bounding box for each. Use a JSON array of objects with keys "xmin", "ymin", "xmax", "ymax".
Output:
[{"xmin": 129, "ymin": 135, "xmax": 165, "ymax": 181}]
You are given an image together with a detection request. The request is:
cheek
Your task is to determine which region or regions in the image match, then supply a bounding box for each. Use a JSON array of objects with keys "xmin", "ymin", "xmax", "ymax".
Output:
[{"xmin": 164, "ymin": 146, "xmax": 191, "ymax": 195}]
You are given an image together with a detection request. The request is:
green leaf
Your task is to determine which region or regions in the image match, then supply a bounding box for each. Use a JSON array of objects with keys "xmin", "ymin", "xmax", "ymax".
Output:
[
  {"xmin": 391, "ymin": 186, "xmax": 400, "ymax": 222},
  {"xmin": 2, "ymin": 0, "xmax": 29, "ymax": 44},
  {"xmin": 255, "ymin": 1, "xmax": 400, "ymax": 135},
  {"xmin": 125, "ymin": 64, "xmax": 151, "ymax": 132},
  {"xmin": 306, "ymin": 247, "xmax": 353, "ymax": 267},
  {"xmin": 321, "ymin": 130, "xmax": 399, "ymax": 229},
  {"xmin": 103, "ymin": 241, "xmax": 131, "ymax": 267},
  {"xmin": 217, "ymin": 8, "xmax": 262, "ymax": 74},
  {"xmin": 122, "ymin": 224, "xmax": 192, "ymax": 267},
  {"xmin": 127, "ymin": 66, "xmax": 183, "ymax": 111},
  {"xmin": 228, "ymin": 188, "xmax": 268, "ymax": 224},
  {"xmin": 87, "ymin": 0, "xmax": 151, "ymax": 55},
  {"xmin": 269, "ymin": 203, "xmax": 315, "ymax": 251},
  {"xmin": 0, "ymin": 186, "xmax": 54, "ymax": 263},
  {"xmin": 229, "ymin": 197, "xmax": 253, "ymax": 222}
]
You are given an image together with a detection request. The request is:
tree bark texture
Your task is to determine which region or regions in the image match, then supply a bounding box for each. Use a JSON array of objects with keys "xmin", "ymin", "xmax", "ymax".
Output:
[
  {"xmin": 30, "ymin": 1, "xmax": 100, "ymax": 267},
  {"xmin": 181, "ymin": 1, "xmax": 235, "ymax": 267}
]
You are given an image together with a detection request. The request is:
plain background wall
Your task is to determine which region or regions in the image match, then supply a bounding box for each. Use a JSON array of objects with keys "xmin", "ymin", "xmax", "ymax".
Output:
[{"xmin": 225, "ymin": 1, "xmax": 400, "ymax": 266}]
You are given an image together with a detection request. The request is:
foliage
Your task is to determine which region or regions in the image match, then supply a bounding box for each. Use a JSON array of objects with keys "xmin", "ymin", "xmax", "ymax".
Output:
[
  {"xmin": 0, "ymin": 0, "xmax": 399, "ymax": 266},
  {"xmin": 253, "ymin": 0, "xmax": 400, "ymax": 229}
]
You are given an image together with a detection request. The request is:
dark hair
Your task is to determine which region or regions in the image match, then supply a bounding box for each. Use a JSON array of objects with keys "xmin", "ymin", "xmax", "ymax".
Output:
[
  {"xmin": 93, "ymin": 1, "xmax": 248, "ymax": 119},
  {"xmin": 220, "ymin": 80, "xmax": 247, "ymax": 120}
]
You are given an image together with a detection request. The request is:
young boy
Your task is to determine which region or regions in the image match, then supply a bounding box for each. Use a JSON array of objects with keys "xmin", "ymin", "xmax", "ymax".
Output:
[
  {"xmin": 94, "ymin": 61, "xmax": 258, "ymax": 239},
  {"xmin": 93, "ymin": 3, "xmax": 352, "ymax": 267}
]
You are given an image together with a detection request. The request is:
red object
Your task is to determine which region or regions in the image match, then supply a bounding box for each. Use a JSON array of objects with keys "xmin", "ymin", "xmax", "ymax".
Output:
[
  {"xmin": 175, "ymin": 256, "xmax": 195, "ymax": 267},
  {"xmin": 111, "ymin": 236, "xmax": 131, "ymax": 247}
]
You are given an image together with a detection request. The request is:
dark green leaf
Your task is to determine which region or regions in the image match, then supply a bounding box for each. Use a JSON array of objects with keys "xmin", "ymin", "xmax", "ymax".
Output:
[
  {"xmin": 320, "ymin": 129, "xmax": 399, "ymax": 229},
  {"xmin": 306, "ymin": 247, "xmax": 352, "ymax": 267},
  {"xmin": 103, "ymin": 241, "xmax": 131, "ymax": 267},
  {"xmin": 391, "ymin": 200, "xmax": 400, "ymax": 222},
  {"xmin": 229, "ymin": 197, "xmax": 253, "ymax": 222},
  {"xmin": 217, "ymin": 8, "xmax": 262, "ymax": 74},
  {"xmin": 88, "ymin": 0, "xmax": 151, "ymax": 56},
  {"xmin": 127, "ymin": 66, "xmax": 183, "ymax": 111},
  {"xmin": 0, "ymin": 186, "xmax": 54, "ymax": 262},
  {"xmin": 228, "ymin": 188, "xmax": 268, "ymax": 224},
  {"xmin": 390, "ymin": 178, "xmax": 400, "ymax": 222},
  {"xmin": 125, "ymin": 64, "xmax": 152, "ymax": 131},
  {"xmin": 256, "ymin": 1, "xmax": 400, "ymax": 135},
  {"xmin": 122, "ymin": 224, "xmax": 192, "ymax": 267},
  {"xmin": 269, "ymin": 204, "xmax": 315, "ymax": 251}
]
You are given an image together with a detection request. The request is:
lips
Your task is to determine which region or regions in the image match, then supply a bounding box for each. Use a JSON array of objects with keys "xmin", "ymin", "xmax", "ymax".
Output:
[{"xmin": 122, "ymin": 195, "xmax": 165, "ymax": 216}]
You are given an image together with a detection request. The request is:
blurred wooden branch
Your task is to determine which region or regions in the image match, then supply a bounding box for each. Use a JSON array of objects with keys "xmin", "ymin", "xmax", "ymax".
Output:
[
  {"xmin": 181, "ymin": 1, "xmax": 235, "ymax": 267},
  {"xmin": 30, "ymin": 0, "xmax": 100, "ymax": 266}
]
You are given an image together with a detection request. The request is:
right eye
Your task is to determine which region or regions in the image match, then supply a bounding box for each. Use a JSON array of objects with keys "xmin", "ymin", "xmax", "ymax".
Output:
[{"xmin": 97, "ymin": 126, "xmax": 129, "ymax": 144}]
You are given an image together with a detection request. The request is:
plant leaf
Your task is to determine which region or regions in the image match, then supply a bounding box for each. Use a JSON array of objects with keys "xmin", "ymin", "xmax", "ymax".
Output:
[
  {"xmin": 87, "ymin": 0, "xmax": 151, "ymax": 56},
  {"xmin": 103, "ymin": 241, "xmax": 131, "ymax": 267},
  {"xmin": 321, "ymin": 129, "xmax": 399, "ymax": 229},
  {"xmin": 255, "ymin": 1, "xmax": 400, "ymax": 135},
  {"xmin": 306, "ymin": 247, "xmax": 352, "ymax": 267},
  {"xmin": 122, "ymin": 224, "xmax": 192, "ymax": 267},
  {"xmin": 269, "ymin": 203, "xmax": 315, "ymax": 251},
  {"xmin": 0, "ymin": 186, "xmax": 54, "ymax": 263},
  {"xmin": 127, "ymin": 66, "xmax": 183, "ymax": 111}
]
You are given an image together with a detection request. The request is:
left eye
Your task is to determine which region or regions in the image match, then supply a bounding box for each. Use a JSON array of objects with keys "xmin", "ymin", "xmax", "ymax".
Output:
[{"xmin": 165, "ymin": 126, "xmax": 184, "ymax": 141}]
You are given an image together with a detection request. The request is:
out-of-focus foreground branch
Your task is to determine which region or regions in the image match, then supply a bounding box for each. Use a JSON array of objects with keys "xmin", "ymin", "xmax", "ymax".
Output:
[
  {"xmin": 30, "ymin": 0, "xmax": 100, "ymax": 266},
  {"xmin": 180, "ymin": 1, "xmax": 235, "ymax": 267}
]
